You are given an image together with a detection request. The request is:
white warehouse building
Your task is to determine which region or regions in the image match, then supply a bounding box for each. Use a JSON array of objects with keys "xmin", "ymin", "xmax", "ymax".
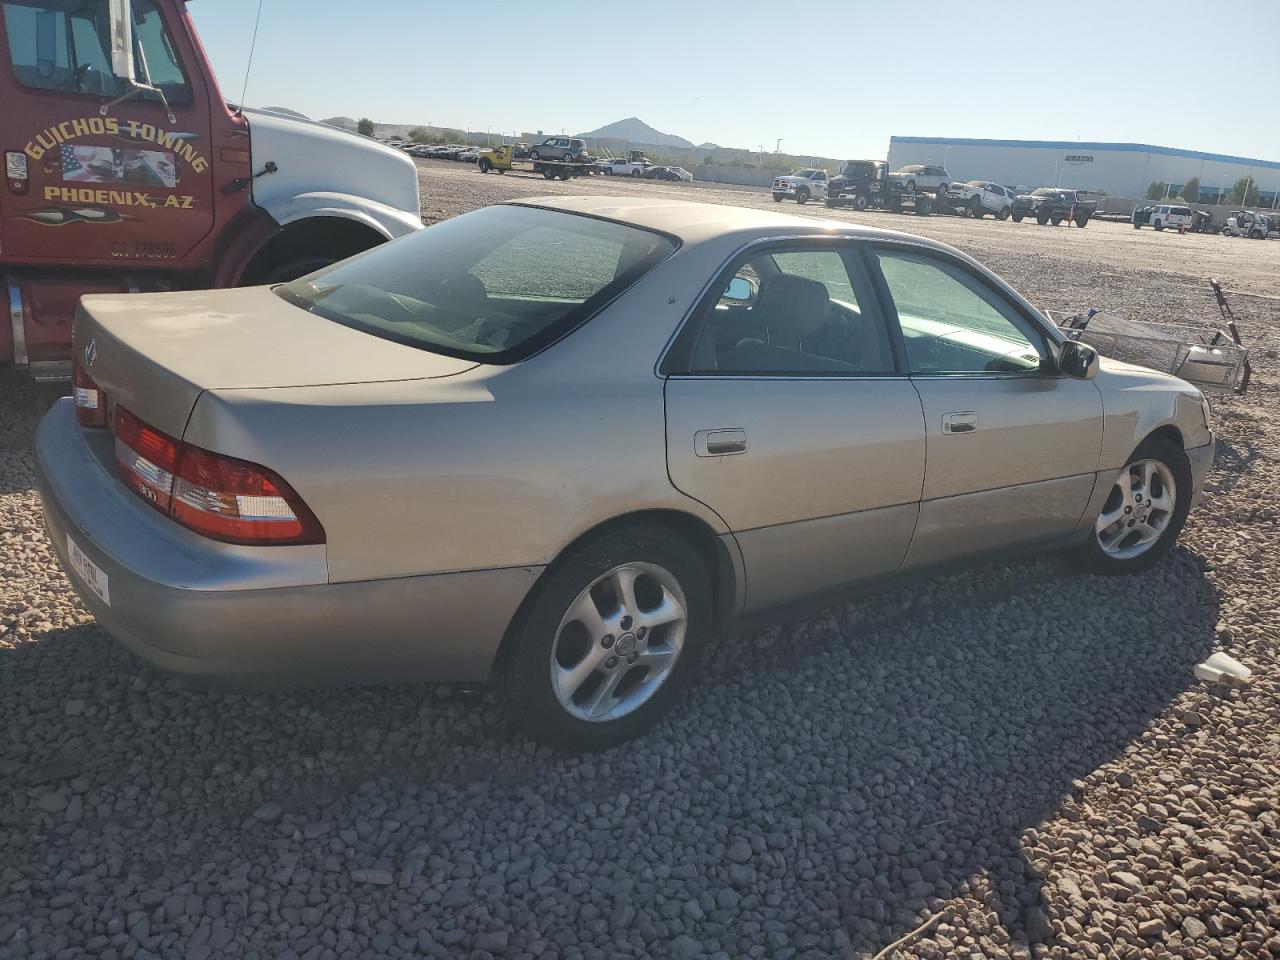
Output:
[{"xmin": 887, "ymin": 136, "xmax": 1280, "ymax": 205}]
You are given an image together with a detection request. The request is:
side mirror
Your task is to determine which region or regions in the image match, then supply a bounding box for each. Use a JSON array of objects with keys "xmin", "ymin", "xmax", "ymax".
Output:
[
  {"xmin": 1058, "ymin": 340, "xmax": 1099, "ymax": 380},
  {"xmin": 722, "ymin": 277, "xmax": 754, "ymax": 303},
  {"xmin": 107, "ymin": 0, "xmax": 136, "ymax": 81}
]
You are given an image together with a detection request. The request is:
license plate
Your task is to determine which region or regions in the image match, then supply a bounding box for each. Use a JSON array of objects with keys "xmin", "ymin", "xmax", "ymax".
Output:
[{"xmin": 66, "ymin": 534, "xmax": 110, "ymax": 606}]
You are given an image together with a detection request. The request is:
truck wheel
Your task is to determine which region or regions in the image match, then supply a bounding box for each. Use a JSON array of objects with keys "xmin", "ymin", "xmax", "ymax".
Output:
[
  {"xmin": 997, "ymin": 206, "xmax": 1010, "ymax": 220},
  {"xmin": 543, "ymin": 169, "xmax": 557, "ymax": 180},
  {"xmin": 795, "ymin": 188, "xmax": 810, "ymax": 204},
  {"xmin": 853, "ymin": 193, "xmax": 870, "ymax": 211},
  {"xmin": 1134, "ymin": 222, "xmax": 1142, "ymax": 229},
  {"xmin": 1051, "ymin": 216, "xmax": 1063, "ymax": 226},
  {"xmin": 631, "ymin": 169, "xmax": 642, "ymax": 177},
  {"xmin": 479, "ymin": 158, "xmax": 492, "ymax": 173},
  {"xmin": 1011, "ymin": 212, "xmax": 1023, "ymax": 222},
  {"xmin": 772, "ymin": 193, "xmax": 784, "ymax": 202},
  {"xmin": 916, "ymin": 196, "xmax": 933, "ymax": 216},
  {"xmin": 1075, "ymin": 215, "xmax": 1089, "ymax": 228},
  {"xmin": 1036, "ymin": 212, "xmax": 1049, "ymax": 225}
]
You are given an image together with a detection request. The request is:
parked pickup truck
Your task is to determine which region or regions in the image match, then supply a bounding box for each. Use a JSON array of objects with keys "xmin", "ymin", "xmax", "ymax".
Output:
[
  {"xmin": 1011, "ymin": 188, "xmax": 1097, "ymax": 227},
  {"xmin": 771, "ymin": 169, "xmax": 829, "ymax": 204}
]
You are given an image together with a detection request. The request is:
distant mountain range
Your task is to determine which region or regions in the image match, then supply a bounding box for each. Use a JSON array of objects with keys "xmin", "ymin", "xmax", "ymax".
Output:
[
  {"xmin": 262, "ymin": 106, "xmax": 311, "ymax": 121},
  {"xmin": 577, "ymin": 117, "xmax": 694, "ymax": 150}
]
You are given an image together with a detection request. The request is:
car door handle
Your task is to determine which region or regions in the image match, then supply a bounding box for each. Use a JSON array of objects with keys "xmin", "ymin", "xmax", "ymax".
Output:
[
  {"xmin": 942, "ymin": 411, "xmax": 978, "ymax": 434},
  {"xmin": 695, "ymin": 428, "xmax": 748, "ymax": 457}
]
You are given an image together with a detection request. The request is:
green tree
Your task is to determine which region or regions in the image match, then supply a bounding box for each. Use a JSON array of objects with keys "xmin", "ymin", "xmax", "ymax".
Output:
[
  {"xmin": 1228, "ymin": 176, "xmax": 1259, "ymax": 206},
  {"xmin": 408, "ymin": 126, "xmax": 432, "ymax": 143},
  {"xmin": 1146, "ymin": 180, "xmax": 1168, "ymax": 201},
  {"xmin": 441, "ymin": 128, "xmax": 464, "ymax": 144},
  {"xmin": 357, "ymin": 117, "xmax": 375, "ymax": 137},
  {"xmin": 1178, "ymin": 176, "xmax": 1200, "ymax": 204}
]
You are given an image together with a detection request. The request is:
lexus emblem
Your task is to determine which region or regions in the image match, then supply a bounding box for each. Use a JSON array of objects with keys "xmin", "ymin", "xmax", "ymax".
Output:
[{"xmin": 84, "ymin": 338, "xmax": 97, "ymax": 368}]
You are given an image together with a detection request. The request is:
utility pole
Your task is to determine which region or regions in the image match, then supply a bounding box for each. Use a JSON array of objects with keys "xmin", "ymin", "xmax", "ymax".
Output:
[{"xmin": 775, "ymin": 138, "xmax": 782, "ymax": 155}]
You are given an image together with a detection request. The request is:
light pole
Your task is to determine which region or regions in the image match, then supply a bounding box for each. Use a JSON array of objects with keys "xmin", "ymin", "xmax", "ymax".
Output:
[{"xmin": 776, "ymin": 138, "xmax": 783, "ymax": 155}]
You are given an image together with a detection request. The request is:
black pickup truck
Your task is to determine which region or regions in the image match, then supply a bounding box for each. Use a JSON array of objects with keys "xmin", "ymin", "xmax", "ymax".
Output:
[{"xmin": 1010, "ymin": 188, "xmax": 1097, "ymax": 227}]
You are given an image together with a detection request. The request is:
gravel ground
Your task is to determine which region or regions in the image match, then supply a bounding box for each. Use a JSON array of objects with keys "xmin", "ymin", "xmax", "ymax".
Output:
[{"xmin": 1, "ymin": 163, "xmax": 1278, "ymax": 960}]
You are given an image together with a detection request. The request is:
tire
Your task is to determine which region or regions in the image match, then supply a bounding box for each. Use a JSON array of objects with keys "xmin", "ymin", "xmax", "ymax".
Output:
[
  {"xmin": 772, "ymin": 193, "xmax": 784, "ymax": 202},
  {"xmin": 542, "ymin": 169, "xmax": 556, "ymax": 180},
  {"xmin": 1134, "ymin": 222, "xmax": 1142, "ymax": 229},
  {"xmin": 997, "ymin": 206, "xmax": 1010, "ymax": 221},
  {"xmin": 478, "ymin": 158, "xmax": 492, "ymax": 174},
  {"xmin": 1071, "ymin": 436, "xmax": 1192, "ymax": 576},
  {"xmin": 824, "ymin": 198, "xmax": 838, "ymax": 208},
  {"xmin": 1075, "ymin": 215, "xmax": 1089, "ymax": 228},
  {"xmin": 968, "ymin": 197, "xmax": 983, "ymax": 218},
  {"xmin": 529, "ymin": 150, "xmax": 542, "ymax": 161},
  {"xmin": 501, "ymin": 525, "xmax": 712, "ymax": 750},
  {"xmin": 795, "ymin": 188, "xmax": 810, "ymax": 205},
  {"xmin": 1154, "ymin": 221, "xmax": 1164, "ymax": 231},
  {"xmin": 853, "ymin": 192, "xmax": 870, "ymax": 211},
  {"xmin": 603, "ymin": 168, "xmax": 613, "ymax": 175},
  {"xmin": 1036, "ymin": 211, "xmax": 1050, "ymax": 225},
  {"xmin": 1051, "ymin": 216, "xmax": 1063, "ymax": 226},
  {"xmin": 1011, "ymin": 212, "xmax": 1023, "ymax": 222},
  {"xmin": 631, "ymin": 169, "xmax": 642, "ymax": 177}
]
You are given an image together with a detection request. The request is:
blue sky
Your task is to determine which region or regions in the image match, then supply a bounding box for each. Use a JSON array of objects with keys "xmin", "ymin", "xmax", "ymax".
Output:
[{"xmin": 190, "ymin": 0, "xmax": 1280, "ymax": 162}]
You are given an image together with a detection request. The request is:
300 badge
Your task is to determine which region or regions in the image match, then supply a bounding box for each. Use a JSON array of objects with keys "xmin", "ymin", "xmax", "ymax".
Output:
[{"xmin": 111, "ymin": 240, "xmax": 177, "ymax": 260}]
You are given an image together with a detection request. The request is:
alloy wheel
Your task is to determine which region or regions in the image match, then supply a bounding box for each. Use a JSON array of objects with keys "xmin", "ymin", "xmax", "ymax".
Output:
[
  {"xmin": 549, "ymin": 562, "xmax": 688, "ymax": 722},
  {"xmin": 1095, "ymin": 459, "xmax": 1177, "ymax": 560}
]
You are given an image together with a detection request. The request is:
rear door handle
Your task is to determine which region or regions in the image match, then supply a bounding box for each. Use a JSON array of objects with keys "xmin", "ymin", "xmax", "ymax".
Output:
[
  {"xmin": 942, "ymin": 411, "xmax": 978, "ymax": 434},
  {"xmin": 695, "ymin": 428, "xmax": 748, "ymax": 457}
]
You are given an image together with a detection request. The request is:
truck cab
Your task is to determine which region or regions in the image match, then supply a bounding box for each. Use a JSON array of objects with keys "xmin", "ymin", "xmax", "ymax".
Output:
[
  {"xmin": 1, "ymin": 0, "xmax": 422, "ymax": 378},
  {"xmin": 825, "ymin": 160, "xmax": 887, "ymax": 209}
]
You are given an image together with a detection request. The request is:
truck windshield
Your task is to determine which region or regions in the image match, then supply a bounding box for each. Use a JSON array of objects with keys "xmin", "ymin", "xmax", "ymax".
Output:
[
  {"xmin": 3, "ymin": 0, "xmax": 191, "ymax": 103},
  {"xmin": 276, "ymin": 206, "xmax": 679, "ymax": 365}
]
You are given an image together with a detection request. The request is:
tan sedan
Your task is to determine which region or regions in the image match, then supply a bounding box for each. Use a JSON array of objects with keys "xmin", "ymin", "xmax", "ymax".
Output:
[{"xmin": 37, "ymin": 198, "xmax": 1214, "ymax": 748}]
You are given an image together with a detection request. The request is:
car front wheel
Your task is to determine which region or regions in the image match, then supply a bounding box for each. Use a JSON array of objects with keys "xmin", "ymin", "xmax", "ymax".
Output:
[
  {"xmin": 502, "ymin": 526, "xmax": 712, "ymax": 749},
  {"xmin": 1073, "ymin": 437, "xmax": 1191, "ymax": 575}
]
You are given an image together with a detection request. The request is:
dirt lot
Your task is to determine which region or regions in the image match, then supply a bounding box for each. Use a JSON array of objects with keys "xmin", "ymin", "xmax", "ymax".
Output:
[{"xmin": 1, "ymin": 161, "xmax": 1277, "ymax": 960}]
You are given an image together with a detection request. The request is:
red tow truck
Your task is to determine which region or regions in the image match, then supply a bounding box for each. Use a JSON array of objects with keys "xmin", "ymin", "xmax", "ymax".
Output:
[{"xmin": 2, "ymin": 0, "xmax": 423, "ymax": 381}]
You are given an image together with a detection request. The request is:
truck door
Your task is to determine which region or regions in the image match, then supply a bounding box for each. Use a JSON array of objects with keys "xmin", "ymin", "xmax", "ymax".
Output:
[{"xmin": 1, "ymin": 0, "xmax": 216, "ymax": 267}]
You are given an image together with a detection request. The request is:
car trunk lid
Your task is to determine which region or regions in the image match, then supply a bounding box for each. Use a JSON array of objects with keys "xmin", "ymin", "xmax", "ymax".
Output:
[{"xmin": 74, "ymin": 286, "xmax": 478, "ymax": 438}]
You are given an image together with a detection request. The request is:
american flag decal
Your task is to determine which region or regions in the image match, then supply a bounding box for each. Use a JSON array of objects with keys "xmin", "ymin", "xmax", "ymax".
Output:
[{"xmin": 61, "ymin": 144, "xmax": 83, "ymax": 176}]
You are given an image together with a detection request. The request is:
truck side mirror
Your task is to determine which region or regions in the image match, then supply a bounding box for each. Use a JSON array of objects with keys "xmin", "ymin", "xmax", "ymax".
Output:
[{"xmin": 107, "ymin": 0, "xmax": 136, "ymax": 81}]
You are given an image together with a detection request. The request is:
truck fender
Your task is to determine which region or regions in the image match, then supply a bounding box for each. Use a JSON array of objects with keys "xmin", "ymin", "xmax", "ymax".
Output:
[{"xmin": 266, "ymin": 191, "xmax": 423, "ymax": 243}]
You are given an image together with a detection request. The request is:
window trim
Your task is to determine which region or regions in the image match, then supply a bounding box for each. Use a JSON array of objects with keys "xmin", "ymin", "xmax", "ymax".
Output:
[
  {"xmin": 864, "ymin": 240, "xmax": 1066, "ymax": 380},
  {"xmin": 659, "ymin": 236, "xmax": 905, "ymax": 379}
]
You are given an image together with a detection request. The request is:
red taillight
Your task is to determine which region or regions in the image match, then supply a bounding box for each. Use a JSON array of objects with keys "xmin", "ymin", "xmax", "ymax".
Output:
[
  {"xmin": 171, "ymin": 446, "xmax": 324, "ymax": 545},
  {"xmin": 112, "ymin": 407, "xmax": 324, "ymax": 546},
  {"xmin": 72, "ymin": 360, "xmax": 106, "ymax": 427}
]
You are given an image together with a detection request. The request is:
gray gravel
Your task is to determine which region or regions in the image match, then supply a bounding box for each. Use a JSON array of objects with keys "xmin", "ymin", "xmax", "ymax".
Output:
[{"xmin": 2, "ymin": 165, "xmax": 1279, "ymax": 959}]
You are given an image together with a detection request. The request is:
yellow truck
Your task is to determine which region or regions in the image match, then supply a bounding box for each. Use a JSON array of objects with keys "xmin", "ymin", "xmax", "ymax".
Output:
[{"xmin": 476, "ymin": 144, "xmax": 596, "ymax": 181}]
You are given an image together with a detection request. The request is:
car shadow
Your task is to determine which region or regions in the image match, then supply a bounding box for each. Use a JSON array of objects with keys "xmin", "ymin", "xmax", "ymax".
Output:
[{"xmin": 0, "ymin": 546, "xmax": 1219, "ymax": 958}]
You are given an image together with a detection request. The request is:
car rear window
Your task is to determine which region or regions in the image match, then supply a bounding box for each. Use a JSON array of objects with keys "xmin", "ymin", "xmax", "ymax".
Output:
[
  {"xmin": 275, "ymin": 206, "xmax": 678, "ymax": 364},
  {"xmin": 1172, "ymin": 206, "xmax": 1192, "ymax": 216}
]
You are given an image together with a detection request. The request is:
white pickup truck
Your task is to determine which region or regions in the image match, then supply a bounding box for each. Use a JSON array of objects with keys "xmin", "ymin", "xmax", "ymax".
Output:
[
  {"xmin": 601, "ymin": 157, "xmax": 653, "ymax": 177},
  {"xmin": 771, "ymin": 169, "xmax": 829, "ymax": 204}
]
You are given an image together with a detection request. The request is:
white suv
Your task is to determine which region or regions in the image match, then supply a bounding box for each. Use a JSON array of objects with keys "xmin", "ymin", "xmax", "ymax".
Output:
[{"xmin": 1148, "ymin": 204, "xmax": 1194, "ymax": 232}]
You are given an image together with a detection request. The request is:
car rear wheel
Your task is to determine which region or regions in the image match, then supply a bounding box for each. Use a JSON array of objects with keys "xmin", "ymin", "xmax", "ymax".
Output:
[
  {"xmin": 1072, "ymin": 437, "xmax": 1191, "ymax": 575},
  {"xmin": 796, "ymin": 187, "xmax": 810, "ymax": 204},
  {"xmin": 1036, "ymin": 211, "xmax": 1050, "ymax": 225},
  {"xmin": 502, "ymin": 526, "xmax": 711, "ymax": 749},
  {"xmin": 997, "ymin": 206, "xmax": 1010, "ymax": 220},
  {"xmin": 529, "ymin": 150, "xmax": 542, "ymax": 160}
]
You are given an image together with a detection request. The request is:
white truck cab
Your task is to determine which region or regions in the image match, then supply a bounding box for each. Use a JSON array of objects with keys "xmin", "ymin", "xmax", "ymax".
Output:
[{"xmin": 771, "ymin": 169, "xmax": 829, "ymax": 204}]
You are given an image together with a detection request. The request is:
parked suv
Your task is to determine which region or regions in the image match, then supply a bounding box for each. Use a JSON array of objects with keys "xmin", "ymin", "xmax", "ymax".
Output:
[
  {"xmin": 528, "ymin": 137, "xmax": 589, "ymax": 162},
  {"xmin": 1142, "ymin": 204, "xmax": 1194, "ymax": 232},
  {"xmin": 948, "ymin": 181, "xmax": 1015, "ymax": 219},
  {"xmin": 771, "ymin": 169, "xmax": 829, "ymax": 204},
  {"xmin": 886, "ymin": 164, "xmax": 951, "ymax": 195}
]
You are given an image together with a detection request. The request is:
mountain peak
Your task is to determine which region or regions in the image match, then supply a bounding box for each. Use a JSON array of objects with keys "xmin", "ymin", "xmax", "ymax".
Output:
[{"xmin": 577, "ymin": 117, "xmax": 694, "ymax": 150}]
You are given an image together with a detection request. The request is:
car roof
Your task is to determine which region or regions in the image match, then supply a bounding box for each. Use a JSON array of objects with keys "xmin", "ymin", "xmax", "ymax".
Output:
[{"xmin": 506, "ymin": 196, "xmax": 959, "ymax": 252}]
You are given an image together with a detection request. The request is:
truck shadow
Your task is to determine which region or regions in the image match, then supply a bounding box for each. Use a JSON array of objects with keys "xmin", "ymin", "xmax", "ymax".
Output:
[{"xmin": 0, "ymin": 546, "xmax": 1219, "ymax": 958}]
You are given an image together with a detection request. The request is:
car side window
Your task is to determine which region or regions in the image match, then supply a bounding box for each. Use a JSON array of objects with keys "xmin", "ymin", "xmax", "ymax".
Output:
[
  {"xmin": 677, "ymin": 246, "xmax": 896, "ymax": 376},
  {"xmin": 872, "ymin": 250, "xmax": 1048, "ymax": 376}
]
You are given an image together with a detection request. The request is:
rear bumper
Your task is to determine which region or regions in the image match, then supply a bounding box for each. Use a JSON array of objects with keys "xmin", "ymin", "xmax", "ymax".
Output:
[{"xmin": 35, "ymin": 399, "xmax": 540, "ymax": 690}]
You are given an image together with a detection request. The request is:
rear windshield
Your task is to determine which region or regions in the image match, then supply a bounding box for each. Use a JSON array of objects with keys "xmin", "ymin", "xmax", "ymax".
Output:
[
  {"xmin": 1171, "ymin": 206, "xmax": 1192, "ymax": 215},
  {"xmin": 276, "ymin": 206, "xmax": 677, "ymax": 364}
]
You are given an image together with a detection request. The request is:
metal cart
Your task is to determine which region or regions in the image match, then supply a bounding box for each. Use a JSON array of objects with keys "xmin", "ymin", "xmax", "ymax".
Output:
[{"xmin": 1048, "ymin": 279, "xmax": 1251, "ymax": 395}]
